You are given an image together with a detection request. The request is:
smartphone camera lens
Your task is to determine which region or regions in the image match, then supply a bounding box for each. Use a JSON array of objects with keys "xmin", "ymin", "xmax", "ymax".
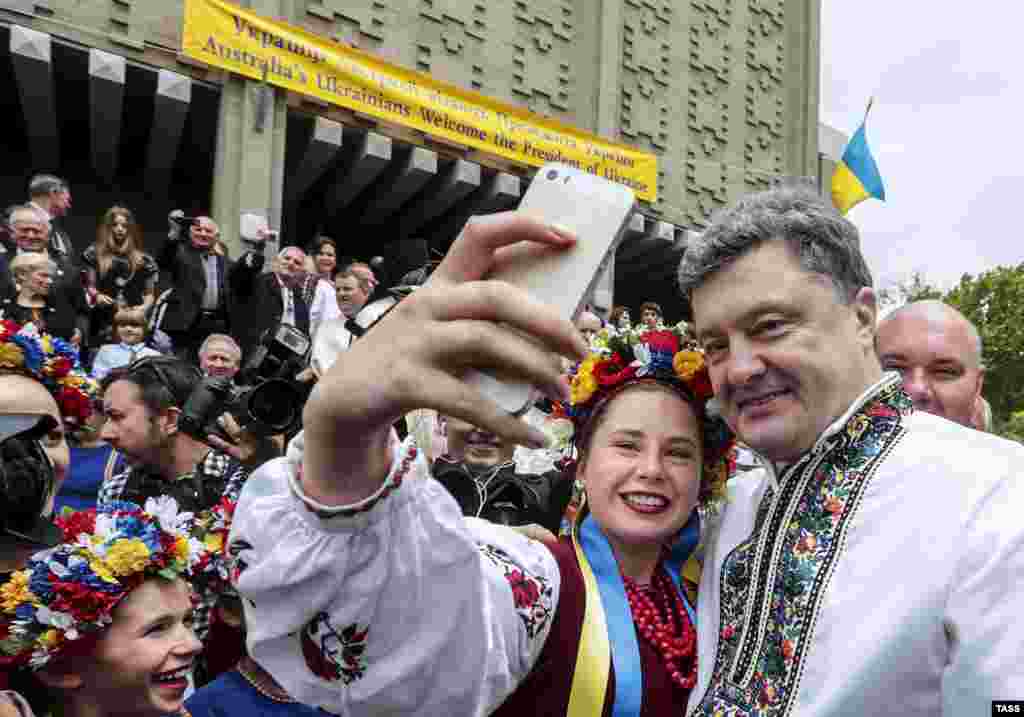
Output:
[{"xmin": 546, "ymin": 169, "xmax": 558, "ymax": 181}]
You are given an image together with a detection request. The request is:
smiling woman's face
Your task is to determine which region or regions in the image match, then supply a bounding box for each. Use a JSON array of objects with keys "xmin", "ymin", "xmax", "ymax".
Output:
[
  {"xmin": 73, "ymin": 578, "xmax": 202, "ymax": 716},
  {"xmin": 579, "ymin": 383, "xmax": 702, "ymax": 558}
]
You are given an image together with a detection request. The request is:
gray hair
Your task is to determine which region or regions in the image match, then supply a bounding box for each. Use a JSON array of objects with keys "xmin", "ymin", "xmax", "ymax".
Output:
[
  {"xmin": 8, "ymin": 204, "xmax": 47, "ymax": 227},
  {"xmin": 28, "ymin": 174, "xmax": 67, "ymax": 198},
  {"xmin": 677, "ymin": 185, "xmax": 874, "ymax": 307},
  {"xmin": 9, "ymin": 252, "xmax": 57, "ymax": 279},
  {"xmin": 198, "ymin": 333, "xmax": 242, "ymax": 361}
]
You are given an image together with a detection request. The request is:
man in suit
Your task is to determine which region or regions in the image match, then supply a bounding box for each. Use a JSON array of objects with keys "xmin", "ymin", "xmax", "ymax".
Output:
[
  {"xmin": 228, "ymin": 245, "xmax": 311, "ymax": 362},
  {"xmin": 27, "ymin": 174, "xmax": 74, "ymax": 266},
  {"xmin": 155, "ymin": 214, "xmax": 231, "ymax": 362}
]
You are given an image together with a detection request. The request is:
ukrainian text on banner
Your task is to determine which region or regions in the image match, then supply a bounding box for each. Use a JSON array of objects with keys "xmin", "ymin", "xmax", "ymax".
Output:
[{"xmin": 181, "ymin": 0, "xmax": 658, "ymax": 202}]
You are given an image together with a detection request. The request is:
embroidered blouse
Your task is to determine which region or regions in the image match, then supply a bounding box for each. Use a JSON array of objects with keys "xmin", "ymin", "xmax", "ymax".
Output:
[{"xmin": 230, "ymin": 438, "xmax": 560, "ymax": 716}]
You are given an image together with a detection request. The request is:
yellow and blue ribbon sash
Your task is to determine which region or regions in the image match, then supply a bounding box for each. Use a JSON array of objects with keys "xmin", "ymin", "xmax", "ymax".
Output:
[{"xmin": 568, "ymin": 511, "xmax": 701, "ymax": 717}]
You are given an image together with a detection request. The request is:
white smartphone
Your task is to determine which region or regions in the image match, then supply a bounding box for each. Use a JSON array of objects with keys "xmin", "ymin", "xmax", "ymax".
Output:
[{"xmin": 466, "ymin": 163, "xmax": 636, "ymax": 415}]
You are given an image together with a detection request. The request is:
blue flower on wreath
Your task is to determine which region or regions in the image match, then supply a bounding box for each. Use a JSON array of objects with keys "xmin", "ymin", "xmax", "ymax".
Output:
[
  {"xmin": 28, "ymin": 571, "xmax": 54, "ymax": 603},
  {"xmin": 11, "ymin": 333, "xmax": 43, "ymax": 373}
]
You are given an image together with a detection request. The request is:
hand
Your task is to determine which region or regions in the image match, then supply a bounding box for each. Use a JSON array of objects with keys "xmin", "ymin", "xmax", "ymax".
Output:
[
  {"xmin": 71, "ymin": 329, "xmax": 82, "ymax": 347},
  {"xmin": 295, "ymin": 367, "xmax": 318, "ymax": 384},
  {"xmin": 303, "ymin": 212, "xmax": 587, "ymax": 505},
  {"xmin": 206, "ymin": 413, "xmax": 282, "ymax": 469},
  {"xmin": 509, "ymin": 523, "xmax": 558, "ymax": 544},
  {"xmin": 96, "ymin": 293, "xmax": 115, "ymax": 306}
]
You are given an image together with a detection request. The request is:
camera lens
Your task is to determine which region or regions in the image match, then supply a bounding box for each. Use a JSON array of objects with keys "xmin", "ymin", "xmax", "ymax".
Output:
[{"xmin": 546, "ymin": 169, "xmax": 558, "ymax": 181}]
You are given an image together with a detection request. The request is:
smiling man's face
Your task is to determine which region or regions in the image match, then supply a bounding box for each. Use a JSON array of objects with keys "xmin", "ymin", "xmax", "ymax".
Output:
[
  {"xmin": 692, "ymin": 241, "xmax": 878, "ymax": 462},
  {"xmin": 444, "ymin": 416, "xmax": 516, "ymax": 469}
]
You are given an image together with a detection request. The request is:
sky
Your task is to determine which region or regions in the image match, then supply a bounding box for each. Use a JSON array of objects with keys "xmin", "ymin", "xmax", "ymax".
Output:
[{"xmin": 819, "ymin": 2, "xmax": 1024, "ymax": 294}]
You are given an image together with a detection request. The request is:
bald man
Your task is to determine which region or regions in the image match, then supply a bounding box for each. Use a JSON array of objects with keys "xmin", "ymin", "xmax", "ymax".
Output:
[{"xmin": 876, "ymin": 300, "xmax": 984, "ymax": 427}]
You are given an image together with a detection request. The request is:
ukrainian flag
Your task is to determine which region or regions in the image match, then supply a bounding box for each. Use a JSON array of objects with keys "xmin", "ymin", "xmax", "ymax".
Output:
[{"xmin": 831, "ymin": 101, "xmax": 886, "ymax": 215}]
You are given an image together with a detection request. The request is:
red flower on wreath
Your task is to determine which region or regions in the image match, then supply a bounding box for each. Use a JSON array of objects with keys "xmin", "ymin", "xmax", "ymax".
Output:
[
  {"xmin": 689, "ymin": 369, "xmax": 714, "ymax": 401},
  {"xmin": 56, "ymin": 387, "xmax": 91, "ymax": 426},
  {"xmin": 593, "ymin": 354, "xmax": 637, "ymax": 388},
  {"xmin": 507, "ymin": 569, "xmax": 541, "ymax": 609},
  {"xmin": 46, "ymin": 356, "xmax": 73, "ymax": 379},
  {"xmin": 51, "ymin": 581, "xmax": 120, "ymax": 623},
  {"xmin": 56, "ymin": 510, "xmax": 96, "ymax": 542},
  {"xmin": 0, "ymin": 320, "xmax": 19, "ymax": 341}
]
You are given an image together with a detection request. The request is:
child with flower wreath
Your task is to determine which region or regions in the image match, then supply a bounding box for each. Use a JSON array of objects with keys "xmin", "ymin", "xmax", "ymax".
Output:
[{"xmin": 0, "ymin": 497, "xmax": 230, "ymax": 717}]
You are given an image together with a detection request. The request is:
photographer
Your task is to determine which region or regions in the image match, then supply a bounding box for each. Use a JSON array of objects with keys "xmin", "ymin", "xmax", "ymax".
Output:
[
  {"xmin": 434, "ymin": 415, "xmax": 571, "ymax": 534},
  {"xmin": 96, "ymin": 356, "xmax": 279, "ymax": 681},
  {"xmin": 229, "ymin": 245, "xmax": 317, "ymax": 362},
  {"xmin": 155, "ymin": 213, "xmax": 231, "ymax": 361}
]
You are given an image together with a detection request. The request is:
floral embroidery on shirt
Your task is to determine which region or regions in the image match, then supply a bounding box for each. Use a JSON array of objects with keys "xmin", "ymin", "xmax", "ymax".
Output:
[
  {"xmin": 300, "ymin": 612, "xmax": 369, "ymax": 685},
  {"xmin": 479, "ymin": 543, "xmax": 554, "ymax": 640},
  {"xmin": 694, "ymin": 377, "xmax": 913, "ymax": 716}
]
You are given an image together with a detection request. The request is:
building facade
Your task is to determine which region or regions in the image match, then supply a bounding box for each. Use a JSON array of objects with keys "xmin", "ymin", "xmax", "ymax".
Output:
[{"xmin": 0, "ymin": 0, "xmax": 821, "ymax": 316}]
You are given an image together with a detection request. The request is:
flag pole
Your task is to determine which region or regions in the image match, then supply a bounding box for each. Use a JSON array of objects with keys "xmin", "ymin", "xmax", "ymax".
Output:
[{"xmin": 863, "ymin": 97, "xmax": 875, "ymax": 123}]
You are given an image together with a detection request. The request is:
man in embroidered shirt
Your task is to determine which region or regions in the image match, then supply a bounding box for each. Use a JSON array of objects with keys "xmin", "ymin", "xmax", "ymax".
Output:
[
  {"xmin": 876, "ymin": 300, "xmax": 984, "ymax": 428},
  {"xmin": 678, "ymin": 185, "xmax": 1024, "ymax": 715}
]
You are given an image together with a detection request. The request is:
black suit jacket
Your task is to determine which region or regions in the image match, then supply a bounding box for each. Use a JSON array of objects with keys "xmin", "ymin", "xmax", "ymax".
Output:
[
  {"xmin": 155, "ymin": 237, "xmax": 231, "ymax": 333},
  {"xmin": 228, "ymin": 253, "xmax": 310, "ymax": 359}
]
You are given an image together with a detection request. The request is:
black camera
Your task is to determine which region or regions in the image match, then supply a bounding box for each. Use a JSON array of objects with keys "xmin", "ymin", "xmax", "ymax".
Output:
[
  {"xmin": 179, "ymin": 324, "xmax": 311, "ymax": 441},
  {"xmin": 0, "ymin": 415, "xmax": 61, "ymax": 547}
]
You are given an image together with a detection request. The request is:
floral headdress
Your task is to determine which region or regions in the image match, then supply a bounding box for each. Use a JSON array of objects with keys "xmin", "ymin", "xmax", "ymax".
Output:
[
  {"xmin": 563, "ymin": 323, "xmax": 735, "ymax": 515},
  {"xmin": 0, "ymin": 497, "xmax": 224, "ymax": 670},
  {"xmin": 0, "ymin": 321, "xmax": 98, "ymax": 428}
]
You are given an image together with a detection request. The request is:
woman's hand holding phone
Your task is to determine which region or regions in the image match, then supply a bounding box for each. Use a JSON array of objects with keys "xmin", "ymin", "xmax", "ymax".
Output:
[{"xmin": 301, "ymin": 211, "xmax": 588, "ymax": 509}]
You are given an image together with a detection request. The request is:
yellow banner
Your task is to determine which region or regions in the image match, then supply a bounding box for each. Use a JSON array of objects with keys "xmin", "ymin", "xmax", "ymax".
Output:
[{"xmin": 181, "ymin": 0, "xmax": 657, "ymax": 202}]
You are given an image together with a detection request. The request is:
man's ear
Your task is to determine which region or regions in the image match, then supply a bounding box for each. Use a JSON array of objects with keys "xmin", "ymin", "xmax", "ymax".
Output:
[
  {"xmin": 851, "ymin": 287, "xmax": 878, "ymax": 350},
  {"xmin": 437, "ymin": 415, "xmax": 447, "ymax": 437},
  {"xmin": 160, "ymin": 406, "xmax": 182, "ymax": 436}
]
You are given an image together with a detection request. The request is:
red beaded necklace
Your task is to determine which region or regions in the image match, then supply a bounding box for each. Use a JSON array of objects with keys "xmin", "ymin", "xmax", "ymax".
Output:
[{"xmin": 621, "ymin": 565, "xmax": 698, "ymax": 691}]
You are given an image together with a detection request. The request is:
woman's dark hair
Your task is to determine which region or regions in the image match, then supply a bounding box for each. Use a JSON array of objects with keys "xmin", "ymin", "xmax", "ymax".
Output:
[{"xmin": 95, "ymin": 206, "xmax": 144, "ymax": 276}]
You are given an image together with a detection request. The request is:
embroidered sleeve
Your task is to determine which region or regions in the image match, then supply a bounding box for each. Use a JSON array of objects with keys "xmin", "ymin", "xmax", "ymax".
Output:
[{"xmin": 229, "ymin": 436, "xmax": 561, "ymax": 716}]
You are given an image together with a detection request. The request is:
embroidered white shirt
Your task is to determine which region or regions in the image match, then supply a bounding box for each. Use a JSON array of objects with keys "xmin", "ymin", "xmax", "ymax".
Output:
[
  {"xmin": 230, "ymin": 435, "xmax": 561, "ymax": 716},
  {"xmin": 687, "ymin": 375, "xmax": 1024, "ymax": 716}
]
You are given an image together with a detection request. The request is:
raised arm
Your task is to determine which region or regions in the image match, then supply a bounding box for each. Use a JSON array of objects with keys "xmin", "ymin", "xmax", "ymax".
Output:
[{"xmin": 300, "ymin": 212, "xmax": 586, "ymax": 508}]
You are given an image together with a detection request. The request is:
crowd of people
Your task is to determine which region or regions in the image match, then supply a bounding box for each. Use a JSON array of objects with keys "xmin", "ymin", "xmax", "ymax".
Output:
[{"xmin": 0, "ymin": 177, "xmax": 1020, "ymax": 717}]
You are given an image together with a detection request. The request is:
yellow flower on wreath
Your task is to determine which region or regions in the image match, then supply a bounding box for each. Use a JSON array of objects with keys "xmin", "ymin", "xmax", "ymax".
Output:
[
  {"xmin": 203, "ymin": 533, "xmax": 224, "ymax": 554},
  {"xmin": 673, "ymin": 350, "xmax": 705, "ymax": 380},
  {"xmin": 105, "ymin": 539, "xmax": 152, "ymax": 576},
  {"xmin": 174, "ymin": 536, "xmax": 191, "ymax": 563},
  {"xmin": 571, "ymin": 355, "xmax": 600, "ymax": 405},
  {"xmin": 39, "ymin": 629, "xmax": 61, "ymax": 649},
  {"xmin": 0, "ymin": 343, "xmax": 25, "ymax": 370},
  {"xmin": 0, "ymin": 571, "xmax": 34, "ymax": 613}
]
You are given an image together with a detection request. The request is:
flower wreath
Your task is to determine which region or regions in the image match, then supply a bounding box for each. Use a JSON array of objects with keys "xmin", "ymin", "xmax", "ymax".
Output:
[
  {"xmin": 561, "ymin": 323, "xmax": 735, "ymax": 518},
  {"xmin": 0, "ymin": 320, "xmax": 98, "ymax": 428},
  {"xmin": 0, "ymin": 496, "xmax": 229, "ymax": 670}
]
